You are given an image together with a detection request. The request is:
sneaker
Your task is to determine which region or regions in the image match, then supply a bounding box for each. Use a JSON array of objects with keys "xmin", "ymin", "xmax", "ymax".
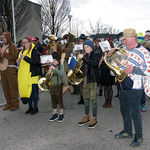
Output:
[
  {"xmin": 115, "ymin": 130, "xmax": 133, "ymax": 139},
  {"xmin": 88, "ymin": 117, "xmax": 97, "ymax": 129},
  {"xmin": 130, "ymin": 135, "xmax": 143, "ymax": 147},
  {"xmin": 57, "ymin": 114, "xmax": 64, "ymax": 123},
  {"xmin": 141, "ymin": 104, "xmax": 146, "ymax": 112},
  {"xmin": 49, "ymin": 114, "xmax": 58, "ymax": 122},
  {"xmin": 78, "ymin": 114, "xmax": 90, "ymax": 126}
]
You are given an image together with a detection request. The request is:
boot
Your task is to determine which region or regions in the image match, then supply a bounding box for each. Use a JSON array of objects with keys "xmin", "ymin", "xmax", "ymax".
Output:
[
  {"xmin": 103, "ymin": 100, "xmax": 108, "ymax": 107},
  {"xmin": 78, "ymin": 114, "xmax": 90, "ymax": 126},
  {"xmin": 107, "ymin": 100, "xmax": 112, "ymax": 108},
  {"xmin": 3, "ymin": 104, "xmax": 11, "ymax": 111},
  {"xmin": 78, "ymin": 95, "xmax": 84, "ymax": 105},
  {"xmin": 88, "ymin": 117, "xmax": 97, "ymax": 129},
  {"xmin": 98, "ymin": 89, "xmax": 103, "ymax": 96}
]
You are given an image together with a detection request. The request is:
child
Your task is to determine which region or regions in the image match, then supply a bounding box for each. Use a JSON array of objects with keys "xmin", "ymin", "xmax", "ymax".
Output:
[
  {"xmin": 49, "ymin": 52, "xmax": 65, "ymax": 122},
  {"xmin": 77, "ymin": 40, "xmax": 101, "ymax": 129}
]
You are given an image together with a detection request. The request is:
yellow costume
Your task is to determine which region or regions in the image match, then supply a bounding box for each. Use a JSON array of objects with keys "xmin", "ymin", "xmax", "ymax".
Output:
[{"xmin": 18, "ymin": 43, "xmax": 39, "ymax": 98}]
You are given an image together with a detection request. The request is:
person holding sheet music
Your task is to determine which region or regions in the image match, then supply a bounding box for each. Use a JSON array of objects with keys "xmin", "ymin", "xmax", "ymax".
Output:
[{"xmin": 0, "ymin": 32, "xmax": 19, "ymax": 111}]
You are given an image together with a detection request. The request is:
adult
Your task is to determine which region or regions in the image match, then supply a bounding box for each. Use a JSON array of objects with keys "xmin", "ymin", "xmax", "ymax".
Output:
[
  {"xmin": 17, "ymin": 37, "xmax": 41, "ymax": 115},
  {"xmin": 115, "ymin": 28, "xmax": 150, "ymax": 147},
  {"xmin": 0, "ymin": 32, "xmax": 19, "ymax": 111}
]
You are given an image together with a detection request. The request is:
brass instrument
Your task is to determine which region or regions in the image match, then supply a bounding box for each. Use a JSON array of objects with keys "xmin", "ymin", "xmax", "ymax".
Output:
[
  {"xmin": 65, "ymin": 32, "xmax": 75, "ymax": 48},
  {"xmin": 38, "ymin": 67, "xmax": 53, "ymax": 91},
  {"xmin": 67, "ymin": 58, "xmax": 84, "ymax": 85},
  {"xmin": 104, "ymin": 47, "xmax": 129, "ymax": 84}
]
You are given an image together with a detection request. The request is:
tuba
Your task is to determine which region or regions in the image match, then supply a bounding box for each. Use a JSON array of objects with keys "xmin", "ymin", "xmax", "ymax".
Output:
[
  {"xmin": 38, "ymin": 67, "xmax": 53, "ymax": 91},
  {"xmin": 67, "ymin": 58, "xmax": 84, "ymax": 85},
  {"xmin": 104, "ymin": 47, "xmax": 129, "ymax": 84},
  {"xmin": 65, "ymin": 32, "xmax": 75, "ymax": 48}
]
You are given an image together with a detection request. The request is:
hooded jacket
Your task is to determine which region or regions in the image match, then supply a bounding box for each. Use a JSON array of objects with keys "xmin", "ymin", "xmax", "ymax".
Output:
[{"xmin": 0, "ymin": 32, "xmax": 17, "ymax": 71}]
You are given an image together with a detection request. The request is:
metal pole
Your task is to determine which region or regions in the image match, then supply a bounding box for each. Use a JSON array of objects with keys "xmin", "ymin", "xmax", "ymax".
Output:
[
  {"xmin": 68, "ymin": 15, "xmax": 72, "ymax": 32},
  {"xmin": 12, "ymin": 0, "xmax": 16, "ymax": 45}
]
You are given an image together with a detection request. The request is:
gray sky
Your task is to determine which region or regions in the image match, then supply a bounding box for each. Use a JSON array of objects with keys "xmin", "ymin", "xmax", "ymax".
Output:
[{"xmin": 31, "ymin": 0, "xmax": 150, "ymax": 35}]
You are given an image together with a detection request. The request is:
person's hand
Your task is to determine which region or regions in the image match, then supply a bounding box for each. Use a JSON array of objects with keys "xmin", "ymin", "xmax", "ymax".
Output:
[
  {"xmin": 0, "ymin": 48, "xmax": 4, "ymax": 54},
  {"xmin": 77, "ymin": 54, "xmax": 83, "ymax": 59},
  {"xmin": 49, "ymin": 65, "xmax": 55, "ymax": 70},
  {"xmin": 16, "ymin": 59, "xmax": 20, "ymax": 64},
  {"xmin": 101, "ymin": 57, "xmax": 104, "ymax": 61},
  {"xmin": 124, "ymin": 64, "xmax": 134, "ymax": 74},
  {"xmin": 20, "ymin": 54, "xmax": 25, "ymax": 59}
]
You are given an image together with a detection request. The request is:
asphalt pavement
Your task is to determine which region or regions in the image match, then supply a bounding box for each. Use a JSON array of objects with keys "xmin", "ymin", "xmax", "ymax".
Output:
[{"xmin": 0, "ymin": 82, "xmax": 150, "ymax": 150}]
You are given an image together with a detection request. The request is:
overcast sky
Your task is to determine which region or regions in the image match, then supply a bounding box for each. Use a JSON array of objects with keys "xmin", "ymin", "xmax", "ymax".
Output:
[{"xmin": 31, "ymin": 0, "xmax": 150, "ymax": 35}]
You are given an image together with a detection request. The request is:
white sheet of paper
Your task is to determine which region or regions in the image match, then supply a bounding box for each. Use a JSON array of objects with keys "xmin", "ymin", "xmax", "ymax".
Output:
[
  {"xmin": 99, "ymin": 41, "xmax": 111, "ymax": 52},
  {"xmin": 132, "ymin": 76, "xmax": 142, "ymax": 89},
  {"xmin": 40, "ymin": 55, "xmax": 53, "ymax": 64},
  {"xmin": 61, "ymin": 39, "xmax": 67, "ymax": 45},
  {"xmin": 74, "ymin": 44, "xmax": 83, "ymax": 51}
]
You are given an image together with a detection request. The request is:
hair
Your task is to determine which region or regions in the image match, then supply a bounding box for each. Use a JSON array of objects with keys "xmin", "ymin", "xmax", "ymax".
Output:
[{"xmin": 22, "ymin": 37, "xmax": 32, "ymax": 54}]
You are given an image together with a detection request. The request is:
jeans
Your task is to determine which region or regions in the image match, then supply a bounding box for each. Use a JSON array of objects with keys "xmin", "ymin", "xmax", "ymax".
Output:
[
  {"xmin": 28, "ymin": 84, "xmax": 38, "ymax": 108},
  {"xmin": 119, "ymin": 89, "xmax": 143, "ymax": 137}
]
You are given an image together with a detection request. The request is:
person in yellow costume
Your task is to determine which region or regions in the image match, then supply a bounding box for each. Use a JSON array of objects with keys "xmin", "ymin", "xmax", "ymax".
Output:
[{"xmin": 17, "ymin": 37, "xmax": 41, "ymax": 115}]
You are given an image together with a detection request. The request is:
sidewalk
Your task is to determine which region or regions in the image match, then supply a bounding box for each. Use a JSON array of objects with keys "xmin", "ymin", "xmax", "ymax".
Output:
[{"xmin": 0, "ymin": 86, "xmax": 150, "ymax": 150}]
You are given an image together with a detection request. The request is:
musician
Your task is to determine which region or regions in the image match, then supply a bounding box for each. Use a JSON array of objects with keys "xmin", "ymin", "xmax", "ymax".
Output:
[
  {"xmin": 77, "ymin": 40, "xmax": 101, "ymax": 129},
  {"xmin": 61, "ymin": 34, "xmax": 74, "ymax": 73},
  {"xmin": 0, "ymin": 32, "xmax": 19, "ymax": 111},
  {"xmin": 72, "ymin": 34, "xmax": 87, "ymax": 104},
  {"xmin": 46, "ymin": 34, "xmax": 63, "ymax": 57},
  {"xmin": 17, "ymin": 37, "xmax": 41, "ymax": 115},
  {"xmin": 115, "ymin": 28, "xmax": 150, "ymax": 147},
  {"xmin": 48, "ymin": 52, "xmax": 65, "ymax": 122}
]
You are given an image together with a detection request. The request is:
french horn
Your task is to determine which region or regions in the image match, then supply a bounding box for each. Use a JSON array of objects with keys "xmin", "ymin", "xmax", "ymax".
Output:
[{"xmin": 104, "ymin": 47, "xmax": 129, "ymax": 84}]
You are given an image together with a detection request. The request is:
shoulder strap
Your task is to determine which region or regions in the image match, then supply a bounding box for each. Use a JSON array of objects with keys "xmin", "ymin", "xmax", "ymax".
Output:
[{"xmin": 4, "ymin": 43, "xmax": 12, "ymax": 52}]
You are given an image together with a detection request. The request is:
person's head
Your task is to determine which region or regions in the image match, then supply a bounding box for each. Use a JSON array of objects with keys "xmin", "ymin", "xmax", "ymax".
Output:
[
  {"xmin": 49, "ymin": 34, "xmax": 57, "ymax": 45},
  {"xmin": 122, "ymin": 28, "xmax": 138, "ymax": 49},
  {"xmin": 95, "ymin": 38, "xmax": 101, "ymax": 48},
  {"xmin": 145, "ymin": 30, "xmax": 150, "ymax": 40},
  {"xmin": 83, "ymin": 40, "xmax": 94, "ymax": 54},
  {"xmin": 137, "ymin": 32, "xmax": 145, "ymax": 44},
  {"xmin": 79, "ymin": 34, "xmax": 86, "ymax": 45},
  {"xmin": 22, "ymin": 37, "xmax": 32, "ymax": 50},
  {"xmin": 1, "ymin": 32, "xmax": 11, "ymax": 44},
  {"xmin": 35, "ymin": 37, "xmax": 39, "ymax": 43},
  {"xmin": 52, "ymin": 52, "xmax": 60, "ymax": 66}
]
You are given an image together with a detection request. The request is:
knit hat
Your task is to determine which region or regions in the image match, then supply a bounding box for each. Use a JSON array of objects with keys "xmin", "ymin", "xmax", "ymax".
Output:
[
  {"xmin": 83, "ymin": 40, "xmax": 94, "ymax": 50},
  {"xmin": 137, "ymin": 32, "xmax": 145, "ymax": 43},
  {"xmin": 52, "ymin": 52, "xmax": 60, "ymax": 62},
  {"xmin": 2, "ymin": 32, "xmax": 11, "ymax": 44}
]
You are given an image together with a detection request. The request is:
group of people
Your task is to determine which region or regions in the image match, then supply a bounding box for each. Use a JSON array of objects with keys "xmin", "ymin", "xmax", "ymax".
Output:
[{"xmin": 0, "ymin": 28, "xmax": 150, "ymax": 148}]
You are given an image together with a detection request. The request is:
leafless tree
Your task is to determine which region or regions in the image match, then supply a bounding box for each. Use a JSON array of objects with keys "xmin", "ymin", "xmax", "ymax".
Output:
[
  {"xmin": 0, "ymin": 0, "xmax": 32, "ymax": 38},
  {"xmin": 86, "ymin": 18, "xmax": 120, "ymax": 35},
  {"xmin": 39, "ymin": 0, "xmax": 71, "ymax": 37}
]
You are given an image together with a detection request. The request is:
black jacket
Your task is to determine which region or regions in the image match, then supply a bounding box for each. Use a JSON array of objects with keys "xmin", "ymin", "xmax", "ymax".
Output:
[
  {"xmin": 23, "ymin": 46, "xmax": 41, "ymax": 77},
  {"xmin": 82, "ymin": 50, "xmax": 101, "ymax": 83}
]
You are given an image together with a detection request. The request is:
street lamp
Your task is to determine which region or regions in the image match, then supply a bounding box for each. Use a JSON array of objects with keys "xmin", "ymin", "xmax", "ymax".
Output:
[{"xmin": 68, "ymin": 15, "xmax": 72, "ymax": 32}]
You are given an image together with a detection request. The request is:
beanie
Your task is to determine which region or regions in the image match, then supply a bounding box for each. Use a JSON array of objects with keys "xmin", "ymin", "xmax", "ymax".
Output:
[
  {"xmin": 137, "ymin": 32, "xmax": 145, "ymax": 43},
  {"xmin": 52, "ymin": 52, "xmax": 60, "ymax": 62},
  {"xmin": 83, "ymin": 40, "xmax": 94, "ymax": 50}
]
